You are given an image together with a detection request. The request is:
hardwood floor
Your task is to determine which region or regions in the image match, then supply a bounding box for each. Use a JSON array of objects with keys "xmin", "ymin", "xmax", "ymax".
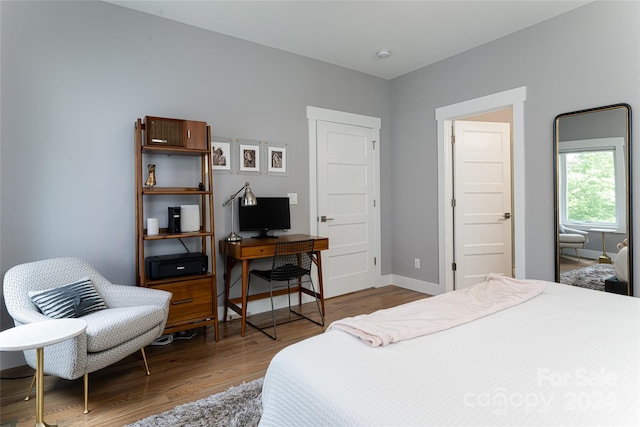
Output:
[
  {"xmin": 0, "ymin": 285, "xmax": 426, "ymax": 427},
  {"xmin": 559, "ymin": 254, "xmax": 597, "ymax": 274}
]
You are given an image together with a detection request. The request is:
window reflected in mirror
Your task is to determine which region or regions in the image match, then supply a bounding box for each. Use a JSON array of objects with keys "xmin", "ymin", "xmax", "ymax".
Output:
[{"xmin": 559, "ymin": 139, "xmax": 626, "ymax": 229}]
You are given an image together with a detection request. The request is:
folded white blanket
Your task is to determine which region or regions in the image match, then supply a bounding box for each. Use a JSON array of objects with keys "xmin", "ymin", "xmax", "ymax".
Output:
[{"xmin": 327, "ymin": 274, "xmax": 548, "ymax": 347}]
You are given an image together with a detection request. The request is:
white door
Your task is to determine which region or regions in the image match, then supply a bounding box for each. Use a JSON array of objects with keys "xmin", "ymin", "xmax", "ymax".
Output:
[
  {"xmin": 453, "ymin": 120, "xmax": 512, "ymax": 289},
  {"xmin": 315, "ymin": 119, "xmax": 377, "ymax": 298}
]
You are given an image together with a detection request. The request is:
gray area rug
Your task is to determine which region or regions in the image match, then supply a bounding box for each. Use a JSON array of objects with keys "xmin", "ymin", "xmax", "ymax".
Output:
[
  {"xmin": 125, "ymin": 377, "xmax": 263, "ymax": 427},
  {"xmin": 560, "ymin": 264, "xmax": 615, "ymax": 291}
]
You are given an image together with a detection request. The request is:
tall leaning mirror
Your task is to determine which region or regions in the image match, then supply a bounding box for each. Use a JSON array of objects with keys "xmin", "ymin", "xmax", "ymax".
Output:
[{"xmin": 554, "ymin": 104, "xmax": 632, "ymax": 296}]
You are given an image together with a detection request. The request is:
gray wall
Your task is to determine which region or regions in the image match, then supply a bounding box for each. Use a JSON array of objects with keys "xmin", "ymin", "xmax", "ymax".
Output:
[
  {"xmin": 390, "ymin": 1, "xmax": 639, "ymax": 292},
  {"xmin": 0, "ymin": 1, "xmax": 391, "ymax": 368}
]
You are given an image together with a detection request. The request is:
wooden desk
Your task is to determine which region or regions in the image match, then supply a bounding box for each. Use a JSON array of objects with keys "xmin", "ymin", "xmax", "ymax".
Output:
[{"xmin": 219, "ymin": 234, "xmax": 329, "ymax": 337}]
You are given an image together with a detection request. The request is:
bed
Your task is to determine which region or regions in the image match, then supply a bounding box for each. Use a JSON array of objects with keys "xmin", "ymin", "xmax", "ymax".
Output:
[{"xmin": 259, "ymin": 278, "xmax": 640, "ymax": 426}]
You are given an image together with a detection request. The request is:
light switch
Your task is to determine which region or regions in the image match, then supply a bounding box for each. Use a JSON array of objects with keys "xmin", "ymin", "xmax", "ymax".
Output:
[{"xmin": 287, "ymin": 193, "xmax": 298, "ymax": 205}]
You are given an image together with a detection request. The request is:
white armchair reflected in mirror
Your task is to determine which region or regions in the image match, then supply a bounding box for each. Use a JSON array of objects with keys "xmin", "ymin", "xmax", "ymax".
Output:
[
  {"xmin": 558, "ymin": 224, "xmax": 589, "ymax": 262},
  {"xmin": 554, "ymin": 104, "xmax": 632, "ymax": 296}
]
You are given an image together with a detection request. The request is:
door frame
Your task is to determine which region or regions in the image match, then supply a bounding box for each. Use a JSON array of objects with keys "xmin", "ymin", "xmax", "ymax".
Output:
[
  {"xmin": 307, "ymin": 106, "xmax": 382, "ymax": 285},
  {"xmin": 436, "ymin": 87, "xmax": 527, "ymax": 292}
]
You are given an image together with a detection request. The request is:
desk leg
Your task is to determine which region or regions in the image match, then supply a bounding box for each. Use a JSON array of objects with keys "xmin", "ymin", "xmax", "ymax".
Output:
[
  {"xmin": 35, "ymin": 347, "xmax": 54, "ymax": 427},
  {"xmin": 314, "ymin": 251, "xmax": 326, "ymax": 316},
  {"xmin": 223, "ymin": 256, "xmax": 234, "ymax": 322},
  {"xmin": 241, "ymin": 259, "xmax": 250, "ymax": 337}
]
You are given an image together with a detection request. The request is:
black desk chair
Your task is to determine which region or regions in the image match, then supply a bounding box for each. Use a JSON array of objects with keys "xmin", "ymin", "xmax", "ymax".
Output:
[{"xmin": 247, "ymin": 239, "xmax": 324, "ymax": 339}]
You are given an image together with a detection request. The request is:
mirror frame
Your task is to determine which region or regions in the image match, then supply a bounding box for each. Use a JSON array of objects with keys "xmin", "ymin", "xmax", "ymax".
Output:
[{"xmin": 554, "ymin": 103, "xmax": 632, "ymax": 295}]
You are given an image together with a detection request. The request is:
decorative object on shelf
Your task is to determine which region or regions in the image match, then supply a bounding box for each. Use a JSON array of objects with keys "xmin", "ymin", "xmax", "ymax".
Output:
[
  {"xmin": 145, "ymin": 164, "xmax": 156, "ymax": 187},
  {"xmin": 239, "ymin": 144, "xmax": 260, "ymax": 172},
  {"xmin": 267, "ymin": 145, "xmax": 287, "ymax": 173},
  {"xmin": 147, "ymin": 218, "xmax": 159, "ymax": 236},
  {"xmin": 180, "ymin": 205, "xmax": 200, "ymax": 233},
  {"xmin": 222, "ymin": 182, "xmax": 257, "ymax": 242}
]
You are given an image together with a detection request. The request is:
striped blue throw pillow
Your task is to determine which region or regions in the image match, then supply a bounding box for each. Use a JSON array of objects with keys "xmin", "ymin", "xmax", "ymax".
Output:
[{"xmin": 28, "ymin": 277, "xmax": 107, "ymax": 318}]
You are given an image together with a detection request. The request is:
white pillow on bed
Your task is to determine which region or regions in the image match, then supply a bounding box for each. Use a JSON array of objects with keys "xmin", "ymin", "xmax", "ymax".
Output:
[{"xmin": 615, "ymin": 246, "xmax": 628, "ymax": 282}]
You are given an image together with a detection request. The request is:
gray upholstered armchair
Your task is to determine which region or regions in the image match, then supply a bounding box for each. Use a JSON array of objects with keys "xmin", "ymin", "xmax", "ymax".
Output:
[
  {"xmin": 558, "ymin": 224, "xmax": 589, "ymax": 261},
  {"xmin": 3, "ymin": 257, "xmax": 171, "ymax": 413}
]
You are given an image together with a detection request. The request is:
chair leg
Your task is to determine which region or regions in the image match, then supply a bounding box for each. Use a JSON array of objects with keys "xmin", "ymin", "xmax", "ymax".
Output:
[
  {"xmin": 309, "ymin": 278, "xmax": 324, "ymax": 326},
  {"xmin": 25, "ymin": 351, "xmax": 149, "ymax": 415},
  {"xmin": 269, "ymin": 282, "xmax": 277, "ymax": 340},
  {"xmin": 312, "ymin": 283, "xmax": 325, "ymax": 326},
  {"xmin": 24, "ymin": 372, "xmax": 36, "ymax": 401},
  {"xmin": 574, "ymin": 248, "xmax": 581, "ymax": 262},
  {"xmin": 288, "ymin": 277, "xmax": 325, "ymax": 327},
  {"xmin": 245, "ymin": 276, "xmax": 278, "ymax": 340},
  {"xmin": 84, "ymin": 373, "xmax": 89, "ymax": 414},
  {"xmin": 141, "ymin": 348, "xmax": 150, "ymax": 376}
]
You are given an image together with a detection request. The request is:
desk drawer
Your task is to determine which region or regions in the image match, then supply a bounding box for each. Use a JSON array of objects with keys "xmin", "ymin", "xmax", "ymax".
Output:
[
  {"xmin": 153, "ymin": 278, "xmax": 214, "ymax": 325},
  {"xmin": 241, "ymin": 246, "xmax": 274, "ymax": 258}
]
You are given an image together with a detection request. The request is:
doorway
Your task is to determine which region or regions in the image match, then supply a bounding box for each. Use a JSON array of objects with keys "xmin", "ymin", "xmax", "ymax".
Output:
[
  {"xmin": 436, "ymin": 87, "xmax": 527, "ymax": 292},
  {"xmin": 453, "ymin": 118, "xmax": 512, "ymax": 289}
]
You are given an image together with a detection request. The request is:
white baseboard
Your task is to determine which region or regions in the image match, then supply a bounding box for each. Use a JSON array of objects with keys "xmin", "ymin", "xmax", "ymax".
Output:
[
  {"xmin": 576, "ymin": 249, "xmax": 618, "ymax": 261},
  {"xmin": 377, "ymin": 273, "xmax": 393, "ymax": 287},
  {"xmin": 389, "ymin": 274, "xmax": 444, "ymax": 296}
]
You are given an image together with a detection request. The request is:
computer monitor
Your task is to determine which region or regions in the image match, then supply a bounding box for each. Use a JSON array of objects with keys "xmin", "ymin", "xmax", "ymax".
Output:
[{"xmin": 238, "ymin": 197, "xmax": 291, "ymax": 238}]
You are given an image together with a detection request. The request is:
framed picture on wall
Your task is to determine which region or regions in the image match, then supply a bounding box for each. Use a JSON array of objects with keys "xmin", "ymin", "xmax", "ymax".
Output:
[
  {"xmin": 211, "ymin": 142, "xmax": 231, "ymax": 170},
  {"xmin": 239, "ymin": 144, "xmax": 260, "ymax": 172},
  {"xmin": 267, "ymin": 146, "xmax": 287, "ymax": 173}
]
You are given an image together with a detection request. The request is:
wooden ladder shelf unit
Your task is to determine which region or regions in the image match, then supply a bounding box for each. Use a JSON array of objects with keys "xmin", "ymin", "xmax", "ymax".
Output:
[{"xmin": 134, "ymin": 117, "xmax": 218, "ymax": 341}]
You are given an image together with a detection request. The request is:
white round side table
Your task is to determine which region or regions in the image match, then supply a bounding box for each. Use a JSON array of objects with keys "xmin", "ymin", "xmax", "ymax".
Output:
[{"xmin": 0, "ymin": 318, "xmax": 87, "ymax": 427}]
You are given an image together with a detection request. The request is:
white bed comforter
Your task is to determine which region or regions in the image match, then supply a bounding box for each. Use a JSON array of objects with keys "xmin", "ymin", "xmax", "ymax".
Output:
[
  {"xmin": 327, "ymin": 274, "xmax": 547, "ymax": 346},
  {"xmin": 260, "ymin": 282, "xmax": 640, "ymax": 427}
]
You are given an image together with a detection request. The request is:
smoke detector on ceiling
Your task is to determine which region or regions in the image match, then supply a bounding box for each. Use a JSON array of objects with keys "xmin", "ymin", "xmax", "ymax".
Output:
[{"xmin": 376, "ymin": 49, "xmax": 391, "ymax": 59}]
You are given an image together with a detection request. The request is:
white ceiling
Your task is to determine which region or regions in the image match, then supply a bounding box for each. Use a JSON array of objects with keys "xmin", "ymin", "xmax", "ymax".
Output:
[{"xmin": 105, "ymin": 1, "xmax": 591, "ymax": 80}]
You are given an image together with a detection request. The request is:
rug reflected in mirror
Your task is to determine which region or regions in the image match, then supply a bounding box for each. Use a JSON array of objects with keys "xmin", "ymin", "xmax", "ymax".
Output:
[
  {"xmin": 560, "ymin": 264, "xmax": 615, "ymax": 291},
  {"xmin": 125, "ymin": 378, "xmax": 263, "ymax": 427}
]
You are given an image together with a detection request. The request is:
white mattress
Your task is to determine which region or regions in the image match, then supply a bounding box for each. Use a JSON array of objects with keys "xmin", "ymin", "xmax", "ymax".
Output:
[{"xmin": 260, "ymin": 282, "xmax": 640, "ymax": 426}]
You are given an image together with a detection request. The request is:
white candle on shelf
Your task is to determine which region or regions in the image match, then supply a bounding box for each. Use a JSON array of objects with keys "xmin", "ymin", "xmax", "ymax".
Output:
[{"xmin": 147, "ymin": 217, "xmax": 159, "ymax": 235}]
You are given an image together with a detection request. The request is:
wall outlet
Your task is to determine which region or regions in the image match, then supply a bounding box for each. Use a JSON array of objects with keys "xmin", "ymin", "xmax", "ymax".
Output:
[
  {"xmin": 287, "ymin": 193, "xmax": 298, "ymax": 204},
  {"xmin": 414, "ymin": 258, "xmax": 421, "ymax": 269}
]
